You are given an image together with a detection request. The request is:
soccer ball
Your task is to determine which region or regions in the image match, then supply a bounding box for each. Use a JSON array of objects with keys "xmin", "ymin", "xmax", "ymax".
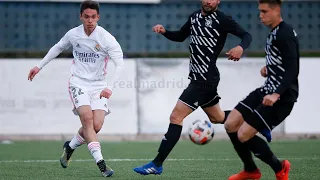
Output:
[{"xmin": 188, "ymin": 119, "xmax": 215, "ymax": 145}]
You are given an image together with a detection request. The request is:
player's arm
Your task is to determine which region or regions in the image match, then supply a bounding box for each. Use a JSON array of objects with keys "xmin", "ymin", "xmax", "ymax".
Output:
[
  {"xmin": 163, "ymin": 19, "xmax": 191, "ymax": 42},
  {"xmin": 100, "ymin": 36, "xmax": 124, "ymax": 99},
  {"xmin": 104, "ymin": 35, "xmax": 124, "ymax": 93},
  {"xmin": 223, "ymin": 15, "xmax": 252, "ymax": 50},
  {"xmin": 28, "ymin": 32, "xmax": 71, "ymax": 81},
  {"xmin": 153, "ymin": 17, "xmax": 191, "ymax": 42},
  {"xmin": 37, "ymin": 32, "xmax": 71, "ymax": 69},
  {"xmin": 274, "ymin": 31, "xmax": 299, "ymax": 96},
  {"xmin": 223, "ymin": 15, "xmax": 252, "ymax": 61}
]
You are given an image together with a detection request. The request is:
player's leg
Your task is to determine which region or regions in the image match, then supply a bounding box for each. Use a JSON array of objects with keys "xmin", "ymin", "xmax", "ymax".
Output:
[
  {"xmin": 203, "ymin": 103, "xmax": 230, "ymax": 123},
  {"xmin": 92, "ymin": 109, "xmax": 105, "ymax": 133},
  {"xmin": 133, "ymin": 83, "xmax": 197, "ymax": 175},
  {"xmin": 61, "ymin": 106, "xmax": 96, "ymax": 168},
  {"xmin": 85, "ymin": 109, "xmax": 104, "ymax": 163},
  {"xmin": 133, "ymin": 100, "xmax": 193, "ymax": 175},
  {"xmin": 77, "ymin": 106, "xmax": 97, "ymax": 142},
  {"xmin": 196, "ymin": 83, "xmax": 230, "ymax": 124},
  {"xmin": 153, "ymin": 100, "xmax": 193, "ymax": 163},
  {"xmin": 68, "ymin": 111, "xmax": 104, "ymax": 152},
  {"xmin": 224, "ymin": 110, "xmax": 261, "ymax": 180},
  {"xmin": 224, "ymin": 89, "xmax": 263, "ymax": 180},
  {"xmin": 237, "ymin": 102, "xmax": 294, "ymax": 180},
  {"xmin": 60, "ymin": 127, "xmax": 86, "ymax": 168},
  {"xmin": 201, "ymin": 91, "xmax": 230, "ymax": 124},
  {"xmin": 69, "ymin": 110, "xmax": 104, "ymax": 147},
  {"xmin": 90, "ymin": 95, "xmax": 113, "ymax": 177},
  {"xmin": 88, "ymin": 109, "xmax": 113, "ymax": 177},
  {"xmin": 73, "ymin": 106, "xmax": 112, "ymax": 178},
  {"xmin": 237, "ymin": 122, "xmax": 284, "ymax": 178},
  {"xmin": 60, "ymin": 86, "xmax": 91, "ymax": 168},
  {"xmin": 69, "ymin": 129, "xmax": 86, "ymax": 149}
]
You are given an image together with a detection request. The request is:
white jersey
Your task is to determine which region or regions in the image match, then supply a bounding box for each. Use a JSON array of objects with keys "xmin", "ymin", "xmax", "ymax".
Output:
[{"xmin": 37, "ymin": 24, "xmax": 124, "ymax": 91}]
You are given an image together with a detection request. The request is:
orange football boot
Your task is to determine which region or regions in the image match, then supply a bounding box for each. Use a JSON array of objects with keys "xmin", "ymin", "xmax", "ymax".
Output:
[
  {"xmin": 228, "ymin": 169, "xmax": 262, "ymax": 180},
  {"xmin": 276, "ymin": 160, "xmax": 291, "ymax": 180}
]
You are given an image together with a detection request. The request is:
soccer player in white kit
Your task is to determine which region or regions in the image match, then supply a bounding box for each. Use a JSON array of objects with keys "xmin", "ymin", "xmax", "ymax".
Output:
[{"xmin": 27, "ymin": 0, "xmax": 124, "ymax": 177}]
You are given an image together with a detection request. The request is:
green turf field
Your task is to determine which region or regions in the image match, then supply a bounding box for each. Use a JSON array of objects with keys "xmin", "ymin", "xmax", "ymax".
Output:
[{"xmin": 0, "ymin": 139, "xmax": 319, "ymax": 180}]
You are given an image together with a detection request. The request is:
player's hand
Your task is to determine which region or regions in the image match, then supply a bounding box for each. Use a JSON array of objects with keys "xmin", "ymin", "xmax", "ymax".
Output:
[
  {"xmin": 260, "ymin": 66, "xmax": 267, "ymax": 77},
  {"xmin": 152, "ymin": 24, "xmax": 166, "ymax": 34},
  {"xmin": 262, "ymin": 93, "xmax": 280, "ymax": 106},
  {"xmin": 28, "ymin": 66, "xmax": 40, "ymax": 81},
  {"xmin": 100, "ymin": 88, "xmax": 112, "ymax": 99},
  {"xmin": 226, "ymin": 45, "xmax": 243, "ymax": 61}
]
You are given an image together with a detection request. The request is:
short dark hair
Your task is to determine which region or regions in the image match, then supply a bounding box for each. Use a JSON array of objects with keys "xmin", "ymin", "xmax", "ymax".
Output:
[
  {"xmin": 80, "ymin": 0, "xmax": 100, "ymax": 14},
  {"xmin": 258, "ymin": 0, "xmax": 282, "ymax": 6}
]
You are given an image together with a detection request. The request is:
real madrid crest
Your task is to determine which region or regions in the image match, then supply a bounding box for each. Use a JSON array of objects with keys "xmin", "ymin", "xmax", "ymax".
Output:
[
  {"xmin": 94, "ymin": 44, "xmax": 101, "ymax": 52},
  {"xmin": 205, "ymin": 19, "xmax": 212, "ymax": 28}
]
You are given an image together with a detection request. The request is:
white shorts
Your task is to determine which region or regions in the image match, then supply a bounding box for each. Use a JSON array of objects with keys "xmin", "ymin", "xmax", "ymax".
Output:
[{"xmin": 68, "ymin": 76, "xmax": 110, "ymax": 116}]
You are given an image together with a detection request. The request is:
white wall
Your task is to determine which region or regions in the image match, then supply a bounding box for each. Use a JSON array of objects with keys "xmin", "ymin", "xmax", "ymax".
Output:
[{"xmin": 0, "ymin": 58, "xmax": 318, "ymax": 135}]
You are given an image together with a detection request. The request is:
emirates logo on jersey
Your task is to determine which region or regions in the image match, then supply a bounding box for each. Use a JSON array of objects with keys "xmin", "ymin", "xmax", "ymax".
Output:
[
  {"xmin": 94, "ymin": 44, "xmax": 101, "ymax": 52},
  {"xmin": 75, "ymin": 51, "xmax": 99, "ymax": 63}
]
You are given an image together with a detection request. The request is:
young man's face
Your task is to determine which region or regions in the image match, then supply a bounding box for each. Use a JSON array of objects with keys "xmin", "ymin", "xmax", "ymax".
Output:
[
  {"xmin": 201, "ymin": 0, "xmax": 220, "ymax": 14},
  {"xmin": 258, "ymin": 3, "xmax": 280, "ymax": 27},
  {"xmin": 80, "ymin": 8, "xmax": 100, "ymax": 31}
]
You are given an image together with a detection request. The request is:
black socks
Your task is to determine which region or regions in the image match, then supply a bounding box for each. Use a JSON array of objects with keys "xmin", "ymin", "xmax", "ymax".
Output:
[
  {"xmin": 152, "ymin": 123, "xmax": 182, "ymax": 167},
  {"xmin": 227, "ymin": 132, "xmax": 258, "ymax": 172},
  {"xmin": 222, "ymin": 110, "xmax": 231, "ymax": 124},
  {"xmin": 246, "ymin": 135, "xmax": 282, "ymax": 173}
]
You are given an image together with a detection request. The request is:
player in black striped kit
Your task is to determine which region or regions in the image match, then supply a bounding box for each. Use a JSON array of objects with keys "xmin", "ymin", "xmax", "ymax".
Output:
[
  {"xmin": 133, "ymin": 0, "xmax": 252, "ymax": 175},
  {"xmin": 224, "ymin": 0, "xmax": 299, "ymax": 180}
]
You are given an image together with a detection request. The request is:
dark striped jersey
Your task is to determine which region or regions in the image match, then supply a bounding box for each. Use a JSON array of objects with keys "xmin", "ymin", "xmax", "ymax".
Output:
[
  {"xmin": 261, "ymin": 21, "xmax": 299, "ymax": 102},
  {"xmin": 163, "ymin": 9, "xmax": 252, "ymax": 83}
]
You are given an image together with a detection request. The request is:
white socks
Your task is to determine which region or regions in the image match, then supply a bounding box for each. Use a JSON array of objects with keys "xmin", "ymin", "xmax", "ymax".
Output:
[
  {"xmin": 88, "ymin": 142, "xmax": 103, "ymax": 163},
  {"xmin": 69, "ymin": 133, "xmax": 86, "ymax": 149},
  {"xmin": 69, "ymin": 134, "xmax": 104, "ymax": 163}
]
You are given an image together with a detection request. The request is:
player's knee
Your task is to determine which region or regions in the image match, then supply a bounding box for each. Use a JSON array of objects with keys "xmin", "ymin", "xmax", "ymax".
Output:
[
  {"xmin": 224, "ymin": 116, "xmax": 240, "ymax": 133},
  {"xmin": 81, "ymin": 114, "xmax": 94, "ymax": 129},
  {"xmin": 237, "ymin": 130, "xmax": 250, "ymax": 143},
  {"xmin": 224, "ymin": 120, "xmax": 236, "ymax": 133},
  {"xmin": 169, "ymin": 113, "xmax": 183, "ymax": 125},
  {"xmin": 224, "ymin": 110, "xmax": 243, "ymax": 133},
  {"xmin": 94, "ymin": 123, "xmax": 103, "ymax": 133},
  {"xmin": 209, "ymin": 116, "xmax": 223, "ymax": 124},
  {"xmin": 209, "ymin": 117, "xmax": 218, "ymax": 124}
]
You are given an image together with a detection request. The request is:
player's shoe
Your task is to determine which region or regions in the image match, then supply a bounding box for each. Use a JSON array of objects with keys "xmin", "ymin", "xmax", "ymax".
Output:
[
  {"xmin": 133, "ymin": 161, "xmax": 163, "ymax": 175},
  {"xmin": 228, "ymin": 169, "xmax": 262, "ymax": 180},
  {"xmin": 260, "ymin": 128, "xmax": 272, "ymax": 142},
  {"xmin": 276, "ymin": 160, "xmax": 291, "ymax": 180},
  {"xmin": 60, "ymin": 141, "xmax": 74, "ymax": 168},
  {"xmin": 97, "ymin": 159, "xmax": 114, "ymax": 177}
]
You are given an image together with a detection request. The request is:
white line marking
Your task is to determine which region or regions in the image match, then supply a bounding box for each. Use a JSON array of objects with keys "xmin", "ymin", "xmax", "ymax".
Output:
[{"xmin": 0, "ymin": 157, "xmax": 318, "ymax": 163}]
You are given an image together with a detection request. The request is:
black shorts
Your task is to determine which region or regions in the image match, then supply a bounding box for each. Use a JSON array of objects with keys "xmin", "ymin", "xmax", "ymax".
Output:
[
  {"xmin": 179, "ymin": 81, "xmax": 221, "ymax": 110},
  {"xmin": 235, "ymin": 88, "xmax": 295, "ymax": 132}
]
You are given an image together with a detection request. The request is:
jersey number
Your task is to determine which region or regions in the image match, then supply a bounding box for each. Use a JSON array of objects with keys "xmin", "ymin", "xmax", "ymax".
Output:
[{"xmin": 71, "ymin": 87, "xmax": 84, "ymax": 98}]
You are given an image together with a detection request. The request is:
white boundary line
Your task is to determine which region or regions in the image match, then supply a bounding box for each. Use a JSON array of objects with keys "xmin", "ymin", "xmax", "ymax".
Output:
[{"xmin": 0, "ymin": 157, "xmax": 318, "ymax": 163}]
